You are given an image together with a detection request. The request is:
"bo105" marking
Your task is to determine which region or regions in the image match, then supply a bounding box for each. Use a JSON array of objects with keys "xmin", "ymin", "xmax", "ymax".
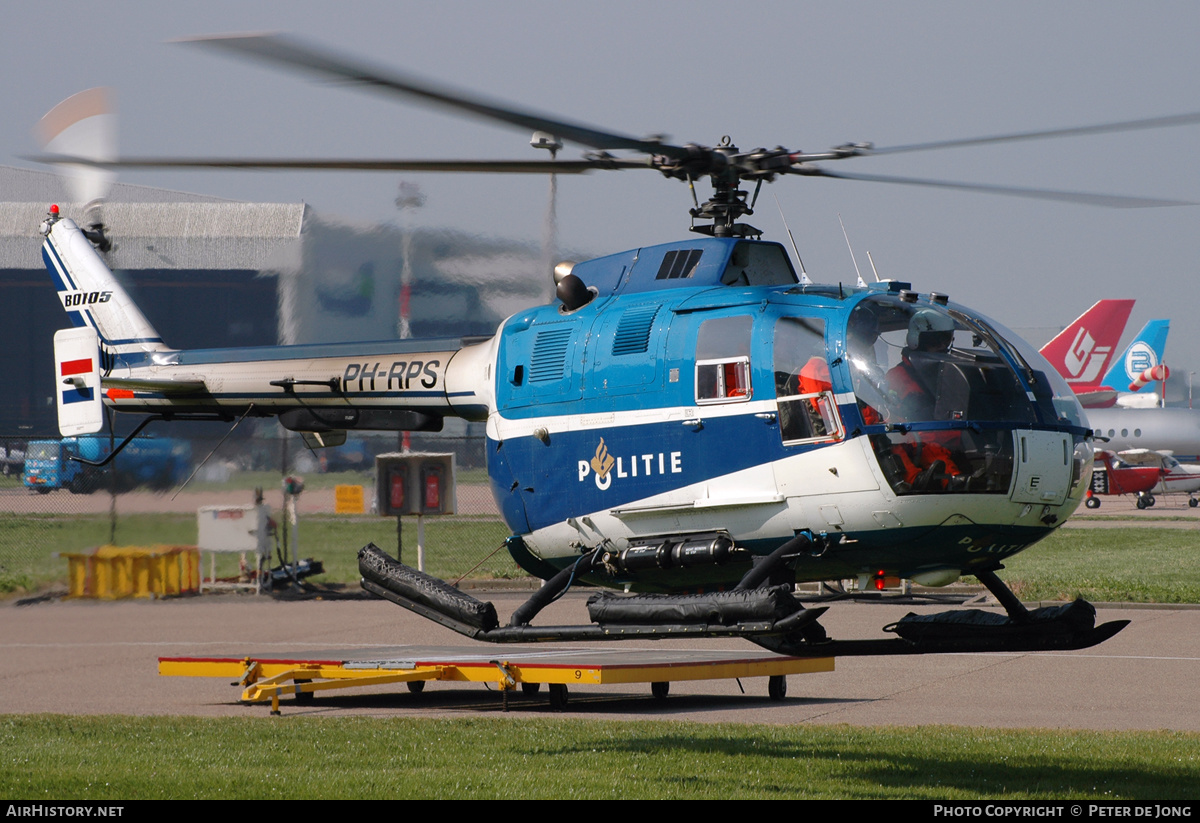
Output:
[{"xmin": 60, "ymin": 290, "xmax": 112, "ymax": 307}]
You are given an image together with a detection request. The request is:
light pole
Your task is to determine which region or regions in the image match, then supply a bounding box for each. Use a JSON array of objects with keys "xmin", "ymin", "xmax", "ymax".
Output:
[
  {"xmin": 395, "ymin": 181, "xmax": 426, "ymax": 340},
  {"xmin": 396, "ymin": 181, "xmax": 426, "ymax": 454},
  {"xmin": 531, "ymin": 132, "xmax": 562, "ymax": 298}
]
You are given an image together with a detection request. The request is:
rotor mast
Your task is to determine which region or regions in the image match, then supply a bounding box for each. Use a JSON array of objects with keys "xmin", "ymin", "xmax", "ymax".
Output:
[{"xmin": 656, "ymin": 137, "xmax": 777, "ymax": 238}]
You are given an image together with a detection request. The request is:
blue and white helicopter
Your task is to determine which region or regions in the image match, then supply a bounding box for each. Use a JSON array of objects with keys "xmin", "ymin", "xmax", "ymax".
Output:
[{"xmin": 44, "ymin": 34, "xmax": 1200, "ymax": 656}]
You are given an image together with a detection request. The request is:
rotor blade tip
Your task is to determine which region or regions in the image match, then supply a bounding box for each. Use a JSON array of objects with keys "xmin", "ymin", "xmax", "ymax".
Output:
[{"xmin": 172, "ymin": 31, "xmax": 283, "ymax": 46}]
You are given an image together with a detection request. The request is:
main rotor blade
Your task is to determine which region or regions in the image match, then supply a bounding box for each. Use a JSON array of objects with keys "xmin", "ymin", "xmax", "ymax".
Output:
[
  {"xmin": 862, "ymin": 111, "xmax": 1200, "ymax": 156},
  {"xmin": 807, "ymin": 168, "xmax": 1196, "ymax": 208},
  {"xmin": 180, "ymin": 33, "xmax": 687, "ymax": 159},
  {"xmin": 28, "ymin": 154, "xmax": 648, "ymax": 174}
]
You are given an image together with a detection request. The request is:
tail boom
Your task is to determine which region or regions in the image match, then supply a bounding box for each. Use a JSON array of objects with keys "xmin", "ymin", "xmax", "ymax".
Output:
[
  {"xmin": 97, "ymin": 338, "xmax": 487, "ymax": 426},
  {"xmin": 41, "ymin": 206, "xmax": 496, "ymax": 430}
]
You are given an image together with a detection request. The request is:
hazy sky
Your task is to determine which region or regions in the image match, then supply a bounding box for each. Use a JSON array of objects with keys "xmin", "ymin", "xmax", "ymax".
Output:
[{"xmin": 5, "ymin": 1, "xmax": 1200, "ymax": 377}]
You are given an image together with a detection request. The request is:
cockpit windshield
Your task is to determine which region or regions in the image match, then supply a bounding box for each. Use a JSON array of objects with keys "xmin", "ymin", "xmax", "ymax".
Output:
[
  {"xmin": 849, "ymin": 297, "xmax": 1038, "ymax": 426},
  {"xmin": 844, "ymin": 294, "xmax": 1087, "ymax": 495}
]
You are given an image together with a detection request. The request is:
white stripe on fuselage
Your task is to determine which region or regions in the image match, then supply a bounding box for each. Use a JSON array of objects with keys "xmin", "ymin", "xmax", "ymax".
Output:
[{"xmin": 488, "ymin": 398, "xmax": 781, "ymax": 440}]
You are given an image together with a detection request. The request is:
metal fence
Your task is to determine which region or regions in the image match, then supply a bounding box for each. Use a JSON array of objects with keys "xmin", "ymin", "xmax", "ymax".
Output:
[{"xmin": 0, "ymin": 431, "xmax": 522, "ymax": 596}]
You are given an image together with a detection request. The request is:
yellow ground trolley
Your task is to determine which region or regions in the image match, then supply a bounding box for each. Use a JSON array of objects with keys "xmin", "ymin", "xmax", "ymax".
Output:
[{"xmin": 160, "ymin": 645, "xmax": 834, "ymax": 714}]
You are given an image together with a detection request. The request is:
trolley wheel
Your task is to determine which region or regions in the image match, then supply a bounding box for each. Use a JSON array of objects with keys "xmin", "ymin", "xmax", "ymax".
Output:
[
  {"xmin": 406, "ymin": 680, "xmax": 426, "ymax": 694},
  {"xmin": 521, "ymin": 682, "xmax": 541, "ymax": 697},
  {"xmin": 1085, "ymin": 497, "xmax": 1100, "ymax": 509},
  {"xmin": 548, "ymin": 683, "xmax": 569, "ymax": 710},
  {"xmin": 1136, "ymin": 496, "xmax": 1148, "ymax": 509},
  {"xmin": 294, "ymin": 679, "xmax": 314, "ymax": 704},
  {"xmin": 768, "ymin": 675, "xmax": 787, "ymax": 701},
  {"xmin": 1190, "ymin": 498, "xmax": 1199, "ymax": 508},
  {"xmin": 651, "ymin": 681, "xmax": 670, "ymax": 700}
]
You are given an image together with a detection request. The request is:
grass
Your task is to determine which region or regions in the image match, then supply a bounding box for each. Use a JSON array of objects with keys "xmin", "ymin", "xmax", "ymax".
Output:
[
  {"xmin": 296, "ymin": 515, "xmax": 519, "ymax": 582},
  {"xmin": 1072, "ymin": 513, "xmax": 1198, "ymax": 522},
  {"xmin": 0, "ymin": 512, "xmax": 521, "ymax": 596},
  {"xmin": 3, "ymin": 512, "xmax": 1199, "ymax": 604},
  {"xmin": 1, "ymin": 715, "xmax": 1195, "ymax": 799},
  {"xmin": 1003, "ymin": 527, "xmax": 1200, "ymax": 604}
]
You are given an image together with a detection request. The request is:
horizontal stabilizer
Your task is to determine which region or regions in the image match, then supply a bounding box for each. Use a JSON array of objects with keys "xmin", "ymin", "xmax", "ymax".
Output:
[{"xmin": 102, "ymin": 377, "xmax": 208, "ymax": 394}]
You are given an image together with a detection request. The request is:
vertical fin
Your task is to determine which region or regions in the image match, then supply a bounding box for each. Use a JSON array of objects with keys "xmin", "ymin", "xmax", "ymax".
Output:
[
  {"xmin": 41, "ymin": 212, "xmax": 171, "ymax": 355},
  {"xmin": 1101, "ymin": 319, "xmax": 1170, "ymax": 392},
  {"xmin": 1038, "ymin": 299, "xmax": 1134, "ymax": 389}
]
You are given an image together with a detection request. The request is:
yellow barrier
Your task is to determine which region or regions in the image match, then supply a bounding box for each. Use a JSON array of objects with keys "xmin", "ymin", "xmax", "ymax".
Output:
[{"xmin": 63, "ymin": 545, "xmax": 200, "ymax": 599}]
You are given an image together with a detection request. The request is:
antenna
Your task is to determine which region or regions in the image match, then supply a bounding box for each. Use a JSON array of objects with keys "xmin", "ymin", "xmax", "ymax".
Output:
[
  {"xmin": 773, "ymin": 193, "xmax": 811, "ymax": 284},
  {"xmin": 838, "ymin": 214, "xmax": 867, "ymax": 288},
  {"xmin": 866, "ymin": 251, "xmax": 882, "ymax": 282}
]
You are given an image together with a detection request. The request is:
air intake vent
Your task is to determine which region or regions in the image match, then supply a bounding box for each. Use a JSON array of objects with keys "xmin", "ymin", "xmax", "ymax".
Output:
[
  {"xmin": 528, "ymin": 327, "xmax": 573, "ymax": 382},
  {"xmin": 655, "ymin": 249, "xmax": 703, "ymax": 280},
  {"xmin": 612, "ymin": 305, "xmax": 660, "ymax": 356}
]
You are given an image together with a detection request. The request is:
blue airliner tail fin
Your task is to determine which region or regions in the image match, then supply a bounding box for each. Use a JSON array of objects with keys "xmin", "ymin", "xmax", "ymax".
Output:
[{"xmin": 1102, "ymin": 319, "xmax": 1169, "ymax": 393}]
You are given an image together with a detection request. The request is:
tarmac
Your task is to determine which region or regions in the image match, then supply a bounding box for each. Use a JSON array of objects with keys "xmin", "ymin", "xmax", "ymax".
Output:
[
  {"xmin": 3, "ymin": 589, "xmax": 1197, "ymax": 729},
  {"xmin": 2, "ymin": 488, "xmax": 1196, "ymax": 728}
]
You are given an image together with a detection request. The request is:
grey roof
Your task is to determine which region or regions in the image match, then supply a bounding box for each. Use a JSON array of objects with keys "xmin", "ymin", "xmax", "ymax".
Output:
[
  {"xmin": 0, "ymin": 164, "xmax": 240, "ymax": 204},
  {"xmin": 0, "ymin": 165, "xmax": 306, "ymax": 270}
]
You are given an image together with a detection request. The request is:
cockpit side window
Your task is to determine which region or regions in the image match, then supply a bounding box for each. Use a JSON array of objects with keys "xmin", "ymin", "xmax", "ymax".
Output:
[
  {"xmin": 695, "ymin": 315, "xmax": 753, "ymax": 404},
  {"xmin": 773, "ymin": 316, "xmax": 841, "ymax": 444}
]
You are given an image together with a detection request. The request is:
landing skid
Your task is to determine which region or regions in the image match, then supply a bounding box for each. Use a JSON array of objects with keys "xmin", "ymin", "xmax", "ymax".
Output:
[{"xmin": 358, "ymin": 544, "xmax": 1129, "ymax": 658}]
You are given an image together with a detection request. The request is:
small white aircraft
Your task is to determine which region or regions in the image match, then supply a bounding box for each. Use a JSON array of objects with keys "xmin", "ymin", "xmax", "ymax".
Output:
[{"xmin": 1116, "ymin": 449, "xmax": 1200, "ymax": 507}]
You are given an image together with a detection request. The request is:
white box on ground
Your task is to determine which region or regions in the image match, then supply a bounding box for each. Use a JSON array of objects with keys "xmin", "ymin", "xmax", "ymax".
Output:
[
  {"xmin": 198, "ymin": 505, "xmax": 271, "ymax": 558},
  {"xmin": 197, "ymin": 504, "xmax": 273, "ymax": 593}
]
